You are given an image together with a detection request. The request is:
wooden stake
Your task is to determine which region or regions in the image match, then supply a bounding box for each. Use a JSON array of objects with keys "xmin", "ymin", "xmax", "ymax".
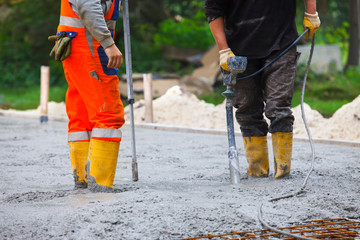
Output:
[
  {"xmin": 40, "ymin": 66, "xmax": 50, "ymax": 123},
  {"xmin": 143, "ymin": 73, "xmax": 153, "ymax": 123}
]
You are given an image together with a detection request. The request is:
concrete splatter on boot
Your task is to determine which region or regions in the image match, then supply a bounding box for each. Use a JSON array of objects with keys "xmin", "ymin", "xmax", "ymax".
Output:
[
  {"xmin": 69, "ymin": 141, "xmax": 89, "ymax": 189},
  {"xmin": 87, "ymin": 139, "xmax": 120, "ymax": 192},
  {"xmin": 272, "ymin": 132, "xmax": 293, "ymax": 179},
  {"xmin": 243, "ymin": 136, "xmax": 269, "ymax": 177}
]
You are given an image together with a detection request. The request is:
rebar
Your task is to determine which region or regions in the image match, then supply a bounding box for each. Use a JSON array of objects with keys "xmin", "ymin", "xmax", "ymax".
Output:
[{"xmin": 176, "ymin": 218, "xmax": 360, "ymax": 240}]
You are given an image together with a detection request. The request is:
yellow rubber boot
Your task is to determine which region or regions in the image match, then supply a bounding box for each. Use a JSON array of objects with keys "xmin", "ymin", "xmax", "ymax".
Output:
[
  {"xmin": 87, "ymin": 139, "xmax": 120, "ymax": 192},
  {"xmin": 272, "ymin": 132, "xmax": 293, "ymax": 179},
  {"xmin": 69, "ymin": 141, "xmax": 89, "ymax": 188},
  {"xmin": 243, "ymin": 136, "xmax": 269, "ymax": 177}
]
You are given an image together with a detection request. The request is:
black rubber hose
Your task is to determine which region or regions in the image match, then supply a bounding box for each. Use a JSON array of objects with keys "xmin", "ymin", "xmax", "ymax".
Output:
[{"xmin": 237, "ymin": 29, "xmax": 309, "ymax": 81}]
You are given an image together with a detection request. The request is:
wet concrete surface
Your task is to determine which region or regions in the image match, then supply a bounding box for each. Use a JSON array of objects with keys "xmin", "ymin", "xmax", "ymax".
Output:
[{"xmin": 0, "ymin": 116, "xmax": 359, "ymax": 239}]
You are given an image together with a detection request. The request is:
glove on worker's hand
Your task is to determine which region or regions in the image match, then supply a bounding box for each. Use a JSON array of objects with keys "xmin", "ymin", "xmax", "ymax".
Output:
[
  {"xmin": 303, "ymin": 12, "xmax": 321, "ymax": 39},
  {"xmin": 219, "ymin": 48, "xmax": 235, "ymax": 72},
  {"xmin": 48, "ymin": 32, "xmax": 72, "ymax": 62}
]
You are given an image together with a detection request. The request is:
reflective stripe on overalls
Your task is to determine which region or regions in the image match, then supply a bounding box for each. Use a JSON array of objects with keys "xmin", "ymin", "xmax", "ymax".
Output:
[{"xmin": 59, "ymin": 0, "xmax": 124, "ymax": 143}]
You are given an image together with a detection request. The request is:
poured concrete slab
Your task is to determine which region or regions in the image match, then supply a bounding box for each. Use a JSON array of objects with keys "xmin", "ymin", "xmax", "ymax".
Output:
[{"xmin": 0, "ymin": 116, "xmax": 359, "ymax": 239}]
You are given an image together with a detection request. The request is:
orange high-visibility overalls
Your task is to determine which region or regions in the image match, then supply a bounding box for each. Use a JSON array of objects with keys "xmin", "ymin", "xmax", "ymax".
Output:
[
  {"xmin": 58, "ymin": 0, "xmax": 124, "ymax": 143},
  {"xmin": 58, "ymin": 0, "xmax": 124, "ymax": 190}
]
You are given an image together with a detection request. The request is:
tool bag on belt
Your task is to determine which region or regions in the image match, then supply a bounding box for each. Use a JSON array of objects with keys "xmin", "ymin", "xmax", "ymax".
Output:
[{"xmin": 48, "ymin": 31, "xmax": 77, "ymax": 62}]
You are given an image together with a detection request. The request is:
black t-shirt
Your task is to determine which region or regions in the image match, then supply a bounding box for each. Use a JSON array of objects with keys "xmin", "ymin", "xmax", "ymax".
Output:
[{"xmin": 204, "ymin": 0, "xmax": 299, "ymax": 59}]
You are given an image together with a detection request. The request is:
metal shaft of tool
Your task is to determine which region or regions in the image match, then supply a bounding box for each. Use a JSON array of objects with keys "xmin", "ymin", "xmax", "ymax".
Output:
[
  {"xmin": 122, "ymin": 0, "xmax": 138, "ymax": 182},
  {"xmin": 222, "ymin": 86, "xmax": 241, "ymax": 184}
]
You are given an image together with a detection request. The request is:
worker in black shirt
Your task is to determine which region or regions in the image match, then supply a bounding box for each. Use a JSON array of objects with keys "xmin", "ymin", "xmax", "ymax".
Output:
[{"xmin": 204, "ymin": 0, "xmax": 320, "ymax": 178}]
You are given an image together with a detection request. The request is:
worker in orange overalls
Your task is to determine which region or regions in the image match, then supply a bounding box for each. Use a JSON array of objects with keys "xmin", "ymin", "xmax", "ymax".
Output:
[{"xmin": 55, "ymin": 0, "xmax": 124, "ymax": 192}]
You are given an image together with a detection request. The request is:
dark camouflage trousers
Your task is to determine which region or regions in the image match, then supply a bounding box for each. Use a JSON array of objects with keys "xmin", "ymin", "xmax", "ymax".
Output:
[{"xmin": 232, "ymin": 46, "xmax": 300, "ymax": 137}]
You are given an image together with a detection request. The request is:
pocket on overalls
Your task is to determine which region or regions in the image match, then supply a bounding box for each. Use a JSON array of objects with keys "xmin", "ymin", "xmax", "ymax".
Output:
[{"xmin": 96, "ymin": 29, "xmax": 119, "ymax": 76}]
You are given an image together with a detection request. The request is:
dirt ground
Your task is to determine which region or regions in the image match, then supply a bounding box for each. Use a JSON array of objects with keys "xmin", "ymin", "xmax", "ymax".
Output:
[{"xmin": 0, "ymin": 116, "xmax": 359, "ymax": 240}]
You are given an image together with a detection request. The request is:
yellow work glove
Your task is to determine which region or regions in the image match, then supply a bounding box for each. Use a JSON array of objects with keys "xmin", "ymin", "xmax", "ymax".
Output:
[
  {"xmin": 219, "ymin": 48, "xmax": 235, "ymax": 72},
  {"xmin": 303, "ymin": 12, "xmax": 321, "ymax": 39}
]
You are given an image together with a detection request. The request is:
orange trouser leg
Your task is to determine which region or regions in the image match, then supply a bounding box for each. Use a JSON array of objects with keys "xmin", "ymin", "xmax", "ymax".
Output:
[
  {"xmin": 62, "ymin": 30, "xmax": 125, "ymax": 131},
  {"xmin": 65, "ymin": 83, "xmax": 93, "ymax": 133},
  {"xmin": 60, "ymin": 27, "xmax": 124, "ymax": 190}
]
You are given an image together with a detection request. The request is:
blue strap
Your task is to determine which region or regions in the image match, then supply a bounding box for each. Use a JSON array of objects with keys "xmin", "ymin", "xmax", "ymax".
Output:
[
  {"xmin": 111, "ymin": 0, "xmax": 120, "ymax": 20},
  {"xmin": 57, "ymin": 31, "xmax": 78, "ymax": 38}
]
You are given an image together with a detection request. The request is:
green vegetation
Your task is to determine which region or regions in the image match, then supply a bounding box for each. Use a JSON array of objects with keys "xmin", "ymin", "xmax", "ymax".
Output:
[
  {"xmin": 198, "ymin": 84, "xmax": 226, "ymax": 106},
  {"xmin": 0, "ymin": 86, "xmax": 67, "ymax": 110},
  {"xmin": 0, "ymin": 86, "xmax": 129, "ymax": 110},
  {"xmin": 153, "ymin": 11, "xmax": 214, "ymax": 50},
  {"xmin": 292, "ymin": 65, "xmax": 360, "ymax": 117},
  {"xmin": 199, "ymin": 65, "xmax": 360, "ymax": 118},
  {"xmin": 0, "ymin": 0, "xmax": 60, "ymax": 88}
]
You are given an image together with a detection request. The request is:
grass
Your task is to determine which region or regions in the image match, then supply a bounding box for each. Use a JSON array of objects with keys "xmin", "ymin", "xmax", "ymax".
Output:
[
  {"xmin": 292, "ymin": 91, "xmax": 352, "ymax": 117},
  {"xmin": 199, "ymin": 66, "xmax": 360, "ymax": 118},
  {"xmin": 0, "ymin": 86, "xmax": 67, "ymax": 110},
  {"xmin": 198, "ymin": 84, "xmax": 227, "ymax": 106},
  {"xmin": 292, "ymin": 65, "xmax": 360, "ymax": 117},
  {"xmin": 0, "ymin": 85, "xmax": 129, "ymax": 110}
]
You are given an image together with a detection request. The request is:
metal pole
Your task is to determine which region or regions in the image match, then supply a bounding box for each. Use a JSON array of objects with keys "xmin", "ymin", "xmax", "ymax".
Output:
[
  {"xmin": 222, "ymin": 87, "xmax": 241, "ymax": 184},
  {"xmin": 123, "ymin": 0, "xmax": 138, "ymax": 182}
]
